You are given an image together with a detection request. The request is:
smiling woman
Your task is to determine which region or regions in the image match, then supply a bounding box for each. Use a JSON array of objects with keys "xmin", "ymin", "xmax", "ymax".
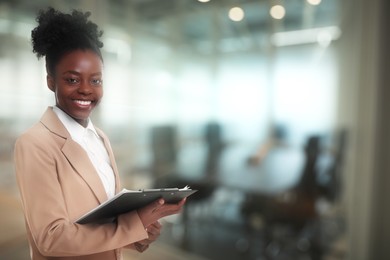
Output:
[
  {"xmin": 47, "ymin": 50, "xmax": 104, "ymax": 127},
  {"xmin": 31, "ymin": 7, "xmax": 105, "ymax": 127},
  {"xmin": 13, "ymin": 7, "xmax": 186, "ymax": 260}
]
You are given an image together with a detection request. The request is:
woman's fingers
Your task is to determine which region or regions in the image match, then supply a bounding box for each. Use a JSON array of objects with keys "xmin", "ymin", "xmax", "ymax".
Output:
[
  {"xmin": 138, "ymin": 221, "xmax": 163, "ymax": 246},
  {"xmin": 138, "ymin": 198, "xmax": 187, "ymax": 228},
  {"xmin": 147, "ymin": 221, "xmax": 162, "ymax": 232},
  {"xmin": 146, "ymin": 224, "xmax": 161, "ymax": 241},
  {"xmin": 135, "ymin": 199, "xmax": 188, "ymax": 250},
  {"xmin": 150, "ymin": 221, "xmax": 162, "ymax": 230}
]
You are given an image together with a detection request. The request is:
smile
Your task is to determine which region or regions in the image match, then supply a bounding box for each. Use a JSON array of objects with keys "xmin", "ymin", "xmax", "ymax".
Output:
[{"xmin": 74, "ymin": 100, "xmax": 92, "ymax": 106}]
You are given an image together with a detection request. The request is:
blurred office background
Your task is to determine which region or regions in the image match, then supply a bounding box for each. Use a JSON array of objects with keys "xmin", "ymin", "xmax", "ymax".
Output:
[{"xmin": 1, "ymin": 0, "xmax": 389, "ymax": 259}]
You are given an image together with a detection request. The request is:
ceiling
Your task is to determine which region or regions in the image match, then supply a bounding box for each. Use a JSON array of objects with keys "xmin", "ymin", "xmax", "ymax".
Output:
[
  {"xmin": 116, "ymin": 0, "xmax": 339, "ymax": 48},
  {"xmin": 0, "ymin": 0, "xmax": 340, "ymax": 54}
]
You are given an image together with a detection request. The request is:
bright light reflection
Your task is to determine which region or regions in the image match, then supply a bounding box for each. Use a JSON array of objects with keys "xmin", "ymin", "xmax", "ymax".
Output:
[
  {"xmin": 229, "ymin": 7, "xmax": 245, "ymax": 22},
  {"xmin": 271, "ymin": 26, "xmax": 342, "ymax": 46},
  {"xmin": 198, "ymin": 0, "xmax": 210, "ymax": 2},
  {"xmin": 307, "ymin": 0, "xmax": 322, "ymax": 6},
  {"xmin": 317, "ymin": 31, "xmax": 332, "ymax": 47},
  {"xmin": 270, "ymin": 5, "xmax": 286, "ymax": 20}
]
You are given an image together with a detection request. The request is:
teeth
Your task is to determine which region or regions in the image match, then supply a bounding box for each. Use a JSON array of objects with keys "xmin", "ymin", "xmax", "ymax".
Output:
[{"xmin": 75, "ymin": 100, "xmax": 92, "ymax": 106}]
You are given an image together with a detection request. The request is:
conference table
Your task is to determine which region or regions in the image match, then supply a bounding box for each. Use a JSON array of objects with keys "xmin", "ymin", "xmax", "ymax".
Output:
[{"xmin": 175, "ymin": 143, "xmax": 305, "ymax": 195}]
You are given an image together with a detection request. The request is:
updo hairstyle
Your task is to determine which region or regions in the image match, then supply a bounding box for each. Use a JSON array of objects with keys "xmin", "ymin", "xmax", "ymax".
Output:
[{"xmin": 31, "ymin": 7, "xmax": 104, "ymax": 76}]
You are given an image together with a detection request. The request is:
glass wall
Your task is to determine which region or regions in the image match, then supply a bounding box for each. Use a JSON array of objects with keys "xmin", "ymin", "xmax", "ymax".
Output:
[{"xmin": 0, "ymin": 0, "xmax": 349, "ymax": 259}]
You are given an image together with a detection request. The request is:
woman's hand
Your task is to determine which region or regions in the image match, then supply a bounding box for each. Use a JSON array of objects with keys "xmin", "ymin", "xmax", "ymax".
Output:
[
  {"xmin": 137, "ymin": 198, "xmax": 186, "ymax": 228},
  {"xmin": 133, "ymin": 221, "xmax": 162, "ymax": 252}
]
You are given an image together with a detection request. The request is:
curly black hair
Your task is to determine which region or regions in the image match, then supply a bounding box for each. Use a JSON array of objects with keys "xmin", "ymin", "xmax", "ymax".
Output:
[{"xmin": 31, "ymin": 7, "xmax": 104, "ymax": 75}]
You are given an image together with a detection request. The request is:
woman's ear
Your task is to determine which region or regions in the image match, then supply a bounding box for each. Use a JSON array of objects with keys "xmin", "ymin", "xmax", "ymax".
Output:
[{"xmin": 47, "ymin": 75, "xmax": 55, "ymax": 92}]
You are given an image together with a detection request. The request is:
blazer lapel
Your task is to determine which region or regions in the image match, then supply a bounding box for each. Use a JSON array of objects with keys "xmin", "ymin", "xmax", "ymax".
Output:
[
  {"xmin": 41, "ymin": 107, "xmax": 108, "ymax": 204},
  {"xmin": 62, "ymin": 139, "xmax": 108, "ymax": 203}
]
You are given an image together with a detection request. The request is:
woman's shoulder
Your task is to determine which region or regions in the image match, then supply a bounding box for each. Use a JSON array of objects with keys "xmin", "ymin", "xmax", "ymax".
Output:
[
  {"xmin": 15, "ymin": 121, "xmax": 60, "ymax": 149},
  {"xmin": 16, "ymin": 107, "xmax": 68, "ymax": 143}
]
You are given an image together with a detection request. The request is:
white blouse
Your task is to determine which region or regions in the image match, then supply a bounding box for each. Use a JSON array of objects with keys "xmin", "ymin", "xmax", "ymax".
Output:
[{"xmin": 53, "ymin": 106, "xmax": 116, "ymax": 199}]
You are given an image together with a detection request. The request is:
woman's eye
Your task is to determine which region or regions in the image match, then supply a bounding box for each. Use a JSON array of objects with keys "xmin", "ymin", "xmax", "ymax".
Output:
[
  {"xmin": 66, "ymin": 78, "xmax": 79, "ymax": 84},
  {"xmin": 91, "ymin": 79, "xmax": 103, "ymax": 85}
]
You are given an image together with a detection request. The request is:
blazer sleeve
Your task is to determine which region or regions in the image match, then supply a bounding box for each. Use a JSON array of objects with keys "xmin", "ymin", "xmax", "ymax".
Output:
[{"xmin": 14, "ymin": 132, "xmax": 148, "ymax": 257}]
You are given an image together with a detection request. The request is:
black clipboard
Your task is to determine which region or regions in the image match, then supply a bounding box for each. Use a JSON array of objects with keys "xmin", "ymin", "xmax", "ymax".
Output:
[{"xmin": 76, "ymin": 187, "xmax": 197, "ymax": 224}]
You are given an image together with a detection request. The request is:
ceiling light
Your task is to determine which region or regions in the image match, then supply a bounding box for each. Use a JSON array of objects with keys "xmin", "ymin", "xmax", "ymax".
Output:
[
  {"xmin": 229, "ymin": 7, "xmax": 245, "ymax": 22},
  {"xmin": 198, "ymin": 0, "xmax": 210, "ymax": 2},
  {"xmin": 270, "ymin": 5, "xmax": 286, "ymax": 20},
  {"xmin": 307, "ymin": 0, "xmax": 322, "ymax": 5}
]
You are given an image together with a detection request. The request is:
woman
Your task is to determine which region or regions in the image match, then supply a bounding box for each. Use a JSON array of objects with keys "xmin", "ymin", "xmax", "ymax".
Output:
[{"xmin": 14, "ymin": 8, "xmax": 185, "ymax": 260}]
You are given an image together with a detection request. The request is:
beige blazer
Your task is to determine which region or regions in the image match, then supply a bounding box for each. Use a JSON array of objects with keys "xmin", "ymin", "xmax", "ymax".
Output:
[{"xmin": 14, "ymin": 107, "xmax": 148, "ymax": 260}]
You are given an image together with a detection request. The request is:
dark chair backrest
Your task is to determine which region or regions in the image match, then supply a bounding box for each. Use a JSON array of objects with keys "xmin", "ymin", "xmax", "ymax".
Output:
[
  {"xmin": 323, "ymin": 129, "xmax": 348, "ymax": 202},
  {"xmin": 150, "ymin": 125, "xmax": 177, "ymax": 178},
  {"xmin": 204, "ymin": 122, "xmax": 224, "ymax": 178},
  {"xmin": 296, "ymin": 135, "xmax": 322, "ymax": 196}
]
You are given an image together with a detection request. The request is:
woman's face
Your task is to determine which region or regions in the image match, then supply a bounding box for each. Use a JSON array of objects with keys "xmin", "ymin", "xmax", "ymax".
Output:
[{"xmin": 47, "ymin": 49, "xmax": 103, "ymax": 127}]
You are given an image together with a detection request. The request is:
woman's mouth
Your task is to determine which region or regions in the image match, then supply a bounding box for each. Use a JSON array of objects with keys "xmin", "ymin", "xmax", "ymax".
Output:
[{"xmin": 74, "ymin": 100, "xmax": 92, "ymax": 107}]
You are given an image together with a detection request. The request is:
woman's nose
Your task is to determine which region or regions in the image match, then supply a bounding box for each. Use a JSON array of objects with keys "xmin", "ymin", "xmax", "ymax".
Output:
[{"xmin": 78, "ymin": 81, "xmax": 93, "ymax": 94}]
